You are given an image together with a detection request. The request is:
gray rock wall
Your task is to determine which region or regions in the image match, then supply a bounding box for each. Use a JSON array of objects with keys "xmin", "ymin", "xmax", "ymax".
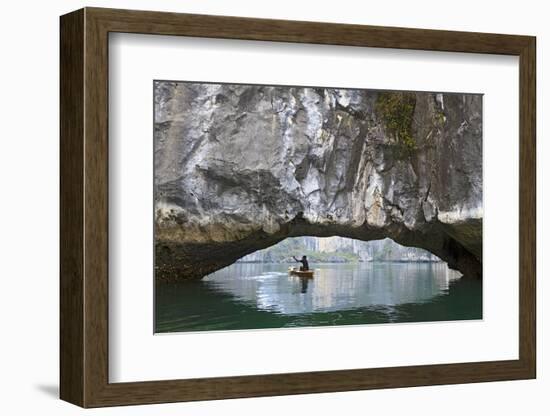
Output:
[{"xmin": 154, "ymin": 82, "xmax": 482, "ymax": 281}]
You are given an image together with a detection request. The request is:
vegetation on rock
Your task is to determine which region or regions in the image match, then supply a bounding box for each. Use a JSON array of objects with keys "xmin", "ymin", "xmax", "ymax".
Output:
[{"xmin": 375, "ymin": 91, "xmax": 417, "ymax": 152}]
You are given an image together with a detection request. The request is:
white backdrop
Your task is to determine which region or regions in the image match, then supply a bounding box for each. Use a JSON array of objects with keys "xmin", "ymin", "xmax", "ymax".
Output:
[
  {"xmin": 0, "ymin": 0, "xmax": 546, "ymax": 415},
  {"xmin": 109, "ymin": 34, "xmax": 518, "ymax": 382}
]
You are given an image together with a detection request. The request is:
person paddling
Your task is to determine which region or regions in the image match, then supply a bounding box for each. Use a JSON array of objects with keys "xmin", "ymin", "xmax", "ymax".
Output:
[{"xmin": 292, "ymin": 255, "xmax": 309, "ymax": 271}]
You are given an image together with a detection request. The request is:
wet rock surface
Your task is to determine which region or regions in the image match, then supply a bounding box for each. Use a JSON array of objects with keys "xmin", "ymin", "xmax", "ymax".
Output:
[{"xmin": 154, "ymin": 82, "xmax": 482, "ymax": 281}]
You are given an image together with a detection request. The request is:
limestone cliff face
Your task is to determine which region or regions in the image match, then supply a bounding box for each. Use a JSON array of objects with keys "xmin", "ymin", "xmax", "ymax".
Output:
[{"xmin": 154, "ymin": 82, "xmax": 482, "ymax": 281}]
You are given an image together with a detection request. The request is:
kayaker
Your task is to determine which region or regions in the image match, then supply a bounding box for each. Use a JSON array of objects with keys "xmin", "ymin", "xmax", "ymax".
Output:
[{"xmin": 292, "ymin": 255, "xmax": 309, "ymax": 271}]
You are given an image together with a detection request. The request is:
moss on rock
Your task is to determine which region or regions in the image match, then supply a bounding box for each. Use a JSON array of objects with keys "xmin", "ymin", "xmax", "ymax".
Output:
[{"xmin": 375, "ymin": 91, "xmax": 417, "ymax": 152}]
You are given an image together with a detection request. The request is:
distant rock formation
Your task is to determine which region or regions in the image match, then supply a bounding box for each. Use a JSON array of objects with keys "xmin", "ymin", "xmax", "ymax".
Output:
[
  {"xmin": 154, "ymin": 82, "xmax": 482, "ymax": 281},
  {"xmin": 238, "ymin": 237, "xmax": 442, "ymax": 264}
]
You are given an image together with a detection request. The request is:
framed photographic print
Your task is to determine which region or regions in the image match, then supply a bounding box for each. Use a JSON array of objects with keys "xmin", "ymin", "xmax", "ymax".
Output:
[{"xmin": 60, "ymin": 7, "xmax": 536, "ymax": 408}]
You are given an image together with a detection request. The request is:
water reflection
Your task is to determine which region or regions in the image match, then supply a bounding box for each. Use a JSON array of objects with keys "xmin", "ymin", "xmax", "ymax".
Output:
[
  {"xmin": 202, "ymin": 262, "xmax": 461, "ymax": 315},
  {"xmin": 299, "ymin": 276, "xmax": 310, "ymax": 294},
  {"xmin": 155, "ymin": 262, "xmax": 480, "ymax": 333}
]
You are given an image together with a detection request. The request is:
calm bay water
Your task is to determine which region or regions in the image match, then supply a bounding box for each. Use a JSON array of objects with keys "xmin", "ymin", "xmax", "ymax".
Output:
[{"xmin": 155, "ymin": 262, "xmax": 482, "ymax": 333}]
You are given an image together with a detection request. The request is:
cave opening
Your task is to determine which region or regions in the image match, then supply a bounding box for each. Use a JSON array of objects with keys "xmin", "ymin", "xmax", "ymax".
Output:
[
  {"xmin": 200, "ymin": 235, "xmax": 462, "ymax": 287},
  {"xmin": 233, "ymin": 236, "xmax": 447, "ymax": 267}
]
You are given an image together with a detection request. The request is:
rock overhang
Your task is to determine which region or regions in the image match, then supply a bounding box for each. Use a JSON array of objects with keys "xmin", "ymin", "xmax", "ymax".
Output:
[{"xmin": 154, "ymin": 82, "xmax": 482, "ymax": 281}]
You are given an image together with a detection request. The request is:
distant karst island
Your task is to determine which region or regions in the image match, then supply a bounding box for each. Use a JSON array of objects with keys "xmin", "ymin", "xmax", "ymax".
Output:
[{"xmin": 237, "ymin": 236, "xmax": 442, "ymax": 264}]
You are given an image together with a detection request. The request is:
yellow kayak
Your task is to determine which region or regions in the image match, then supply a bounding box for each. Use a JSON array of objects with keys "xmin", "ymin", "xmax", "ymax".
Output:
[{"xmin": 288, "ymin": 267, "xmax": 314, "ymax": 278}]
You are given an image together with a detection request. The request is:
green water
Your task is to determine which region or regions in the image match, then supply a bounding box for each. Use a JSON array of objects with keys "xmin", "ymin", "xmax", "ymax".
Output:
[{"xmin": 155, "ymin": 262, "xmax": 482, "ymax": 333}]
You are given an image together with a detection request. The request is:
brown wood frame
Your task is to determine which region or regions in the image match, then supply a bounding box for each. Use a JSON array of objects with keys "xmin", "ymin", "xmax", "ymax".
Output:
[{"xmin": 60, "ymin": 7, "xmax": 536, "ymax": 408}]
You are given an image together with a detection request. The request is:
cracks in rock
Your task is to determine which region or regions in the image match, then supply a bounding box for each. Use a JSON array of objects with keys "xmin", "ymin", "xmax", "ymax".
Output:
[
  {"xmin": 234, "ymin": 112, "xmax": 247, "ymax": 124},
  {"xmin": 423, "ymin": 181, "xmax": 432, "ymax": 202},
  {"xmin": 294, "ymin": 155, "xmax": 311, "ymax": 182}
]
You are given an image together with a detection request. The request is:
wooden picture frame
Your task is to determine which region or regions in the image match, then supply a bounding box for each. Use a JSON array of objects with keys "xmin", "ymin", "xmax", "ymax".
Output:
[{"xmin": 60, "ymin": 7, "xmax": 536, "ymax": 408}]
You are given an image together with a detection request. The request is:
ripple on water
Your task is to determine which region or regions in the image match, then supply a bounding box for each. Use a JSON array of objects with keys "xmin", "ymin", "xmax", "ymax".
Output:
[{"xmin": 155, "ymin": 263, "xmax": 482, "ymax": 333}]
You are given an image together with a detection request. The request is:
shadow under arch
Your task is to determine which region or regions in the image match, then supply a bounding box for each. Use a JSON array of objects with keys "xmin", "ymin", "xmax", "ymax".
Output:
[{"xmin": 155, "ymin": 215, "xmax": 481, "ymax": 282}]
